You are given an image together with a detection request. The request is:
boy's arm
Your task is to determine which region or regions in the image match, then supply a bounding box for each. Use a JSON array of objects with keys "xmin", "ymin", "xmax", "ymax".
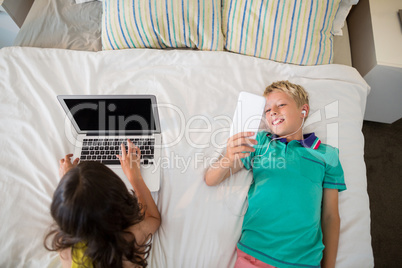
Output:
[
  {"xmin": 321, "ymin": 188, "xmax": 340, "ymax": 268},
  {"xmin": 205, "ymin": 155, "xmax": 244, "ymax": 186},
  {"xmin": 205, "ymin": 132, "xmax": 257, "ymax": 186}
]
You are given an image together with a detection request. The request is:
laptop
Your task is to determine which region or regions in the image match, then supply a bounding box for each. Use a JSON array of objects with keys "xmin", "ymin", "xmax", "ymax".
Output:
[{"xmin": 57, "ymin": 95, "xmax": 162, "ymax": 192}]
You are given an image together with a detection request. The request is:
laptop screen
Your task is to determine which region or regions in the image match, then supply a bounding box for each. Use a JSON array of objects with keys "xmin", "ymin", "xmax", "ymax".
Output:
[{"xmin": 59, "ymin": 96, "xmax": 159, "ymax": 134}]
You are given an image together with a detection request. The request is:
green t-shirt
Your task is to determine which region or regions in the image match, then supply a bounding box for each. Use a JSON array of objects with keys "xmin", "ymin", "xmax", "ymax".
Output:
[{"xmin": 239, "ymin": 132, "xmax": 346, "ymax": 268}]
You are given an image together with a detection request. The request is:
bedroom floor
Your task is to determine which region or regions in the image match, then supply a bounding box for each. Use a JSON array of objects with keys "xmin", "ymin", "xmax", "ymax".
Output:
[{"xmin": 363, "ymin": 118, "xmax": 402, "ymax": 266}]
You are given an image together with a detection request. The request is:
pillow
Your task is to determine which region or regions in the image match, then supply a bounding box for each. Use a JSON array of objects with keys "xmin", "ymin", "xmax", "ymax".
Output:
[
  {"xmin": 332, "ymin": 0, "xmax": 359, "ymax": 35},
  {"xmin": 14, "ymin": 0, "xmax": 102, "ymax": 51},
  {"xmin": 75, "ymin": 0, "xmax": 100, "ymax": 3},
  {"xmin": 222, "ymin": 0, "xmax": 342, "ymax": 65},
  {"xmin": 102, "ymin": 0, "xmax": 224, "ymax": 51},
  {"xmin": 75, "ymin": 0, "xmax": 97, "ymax": 3}
]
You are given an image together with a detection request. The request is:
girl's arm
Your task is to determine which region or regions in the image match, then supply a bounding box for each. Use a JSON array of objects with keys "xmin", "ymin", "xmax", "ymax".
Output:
[
  {"xmin": 118, "ymin": 139, "xmax": 161, "ymax": 244},
  {"xmin": 59, "ymin": 248, "xmax": 72, "ymax": 268},
  {"xmin": 321, "ymin": 188, "xmax": 341, "ymax": 268},
  {"xmin": 57, "ymin": 155, "xmax": 78, "ymax": 267},
  {"xmin": 205, "ymin": 132, "xmax": 257, "ymax": 186}
]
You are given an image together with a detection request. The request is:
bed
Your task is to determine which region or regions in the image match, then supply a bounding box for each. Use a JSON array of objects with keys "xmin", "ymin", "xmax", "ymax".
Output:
[{"xmin": 0, "ymin": 0, "xmax": 373, "ymax": 267}]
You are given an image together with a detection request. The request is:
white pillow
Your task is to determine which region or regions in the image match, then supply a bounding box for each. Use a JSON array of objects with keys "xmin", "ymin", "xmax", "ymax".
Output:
[{"xmin": 332, "ymin": 0, "xmax": 359, "ymax": 35}]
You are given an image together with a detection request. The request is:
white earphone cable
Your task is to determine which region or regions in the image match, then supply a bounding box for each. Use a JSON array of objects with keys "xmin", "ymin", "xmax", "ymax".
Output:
[
  {"xmin": 255, "ymin": 113, "xmax": 306, "ymax": 158},
  {"xmin": 215, "ymin": 111, "xmax": 306, "ymax": 217}
]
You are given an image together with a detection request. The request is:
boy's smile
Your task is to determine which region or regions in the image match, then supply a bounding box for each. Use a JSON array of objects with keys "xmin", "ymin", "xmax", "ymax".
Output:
[
  {"xmin": 272, "ymin": 118, "xmax": 284, "ymax": 126},
  {"xmin": 264, "ymin": 90, "xmax": 308, "ymax": 142}
]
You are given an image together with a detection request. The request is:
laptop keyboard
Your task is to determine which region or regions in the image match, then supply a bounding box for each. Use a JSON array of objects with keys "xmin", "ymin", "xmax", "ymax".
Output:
[{"xmin": 79, "ymin": 138, "xmax": 155, "ymax": 165}]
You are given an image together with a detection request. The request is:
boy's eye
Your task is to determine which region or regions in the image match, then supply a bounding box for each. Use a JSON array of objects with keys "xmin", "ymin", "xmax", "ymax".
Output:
[
  {"xmin": 265, "ymin": 109, "xmax": 271, "ymax": 113},
  {"xmin": 278, "ymin": 104, "xmax": 286, "ymax": 107}
]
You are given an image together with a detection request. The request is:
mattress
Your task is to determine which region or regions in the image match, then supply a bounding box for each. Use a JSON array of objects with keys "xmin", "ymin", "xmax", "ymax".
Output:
[{"xmin": 0, "ymin": 46, "xmax": 373, "ymax": 267}]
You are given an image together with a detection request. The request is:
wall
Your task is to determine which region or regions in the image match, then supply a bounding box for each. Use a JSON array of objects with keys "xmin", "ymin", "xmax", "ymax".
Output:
[
  {"xmin": 348, "ymin": 0, "xmax": 402, "ymax": 123},
  {"xmin": 0, "ymin": 7, "xmax": 19, "ymax": 48},
  {"xmin": 370, "ymin": 0, "xmax": 402, "ymax": 69}
]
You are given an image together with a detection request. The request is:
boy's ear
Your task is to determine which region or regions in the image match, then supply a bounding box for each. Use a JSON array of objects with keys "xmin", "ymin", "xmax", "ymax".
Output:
[{"xmin": 301, "ymin": 104, "xmax": 309, "ymax": 117}]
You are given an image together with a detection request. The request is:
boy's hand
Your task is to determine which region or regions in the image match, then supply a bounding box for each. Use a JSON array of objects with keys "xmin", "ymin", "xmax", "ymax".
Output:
[
  {"xmin": 226, "ymin": 132, "xmax": 257, "ymax": 163},
  {"xmin": 205, "ymin": 132, "xmax": 257, "ymax": 186},
  {"xmin": 117, "ymin": 139, "xmax": 141, "ymax": 181},
  {"xmin": 59, "ymin": 154, "xmax": 79, "ymax": 178}
]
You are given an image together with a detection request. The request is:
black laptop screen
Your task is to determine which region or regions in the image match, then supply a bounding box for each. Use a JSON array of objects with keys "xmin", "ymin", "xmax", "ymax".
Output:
[{"xmin": 64, "ymin": 98, "xmax": 156, "ymax": 132}]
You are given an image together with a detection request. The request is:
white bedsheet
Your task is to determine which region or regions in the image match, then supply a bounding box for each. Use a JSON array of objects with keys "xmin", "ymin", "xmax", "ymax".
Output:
[{"xmin": 0, "ymin": 47, "xmax": 373, "ymax": 267}]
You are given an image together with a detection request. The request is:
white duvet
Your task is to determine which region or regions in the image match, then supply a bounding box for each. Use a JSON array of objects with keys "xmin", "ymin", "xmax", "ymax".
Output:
[{"xmin": 0, "ymin": 47, "xmax": 373, "ymax": 267}]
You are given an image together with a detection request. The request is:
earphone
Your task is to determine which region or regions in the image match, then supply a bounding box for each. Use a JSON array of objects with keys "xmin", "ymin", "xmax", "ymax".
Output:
[{"xmin": 253, "ymin": 113, "xmax": 306, "ymax": 158}]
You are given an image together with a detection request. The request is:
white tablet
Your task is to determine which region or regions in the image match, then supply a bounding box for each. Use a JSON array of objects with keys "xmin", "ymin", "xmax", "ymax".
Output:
[{"xmin": 229, "ymin": 91, "xmax": 266, "ymax": 141}]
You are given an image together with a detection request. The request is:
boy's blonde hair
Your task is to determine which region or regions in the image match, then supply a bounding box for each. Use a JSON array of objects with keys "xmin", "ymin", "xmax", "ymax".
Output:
[{"xmin": 264, "ymin": 80, "xmax": 309, "ymax": 108}]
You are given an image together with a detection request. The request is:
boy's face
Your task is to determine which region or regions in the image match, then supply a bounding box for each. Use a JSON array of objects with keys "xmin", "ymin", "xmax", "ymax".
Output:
[{"xmin": 264, "ymin": 90, "xmax": 308, "ymax": 141}]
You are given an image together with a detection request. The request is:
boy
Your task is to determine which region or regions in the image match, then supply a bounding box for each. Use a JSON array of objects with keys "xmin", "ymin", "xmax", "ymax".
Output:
[{"xmin": 205, "ymin": 81, "xmax": 346, "ymax": 268}]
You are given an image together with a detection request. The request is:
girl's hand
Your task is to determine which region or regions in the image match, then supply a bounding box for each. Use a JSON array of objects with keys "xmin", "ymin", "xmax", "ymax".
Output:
[
  {"xmin": 59, "ymin": 154, "xmax": 79, "ymax": 178},
  {"xmin": 225, "ymin": 132, "xmax": 257, "ymax": 165},
  {"xmin": 116, "ymin": 139, "xmax": 141, "ymax": 181}
]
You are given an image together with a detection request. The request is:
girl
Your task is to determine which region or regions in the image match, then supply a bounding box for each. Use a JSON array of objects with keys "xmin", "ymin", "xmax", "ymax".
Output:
[{"xmin": 44, "ymin": 139, "xmax": 161, "ymax": 268}]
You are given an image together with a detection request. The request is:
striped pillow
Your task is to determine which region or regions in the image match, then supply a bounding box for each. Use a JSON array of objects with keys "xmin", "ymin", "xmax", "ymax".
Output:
[
  {"xmin": 102, "ymin": 0, "xmax": 224, "ymax": 51},
  {"xmin": 222, "ymin": 0, "xmax": 342, "ymax": 65}
]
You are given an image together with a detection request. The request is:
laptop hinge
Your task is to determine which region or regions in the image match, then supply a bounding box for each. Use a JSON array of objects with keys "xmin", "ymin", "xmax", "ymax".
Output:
[{"xmin": 85, "ymin": 133, "xmax": 155, "ymax": 136}]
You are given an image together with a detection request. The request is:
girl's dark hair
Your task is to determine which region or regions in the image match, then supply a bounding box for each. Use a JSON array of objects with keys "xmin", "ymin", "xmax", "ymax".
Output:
[{"xmin": 44, "ymin": 161, "xmax": 151, "ymax": 268}]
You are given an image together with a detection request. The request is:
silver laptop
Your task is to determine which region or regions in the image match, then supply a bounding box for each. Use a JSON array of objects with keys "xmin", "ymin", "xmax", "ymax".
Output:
[{"xmin": 57, "ymin": 95, "xmax": 161, "ymax": 192}]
